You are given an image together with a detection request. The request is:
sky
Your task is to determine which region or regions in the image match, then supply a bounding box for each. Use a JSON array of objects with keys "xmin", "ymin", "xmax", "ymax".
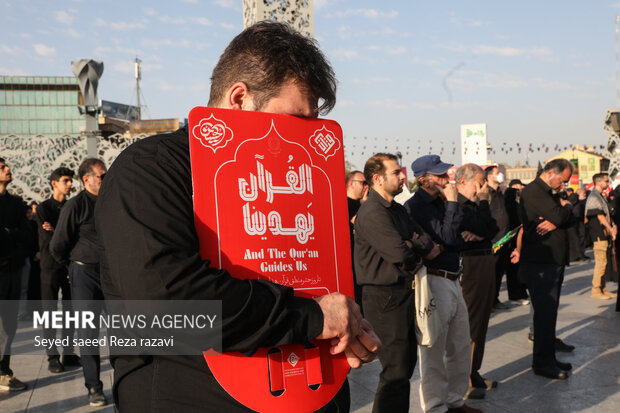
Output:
[{"xmin": 2, "ymin": 0, "xmax": 620, "ymax": 170}]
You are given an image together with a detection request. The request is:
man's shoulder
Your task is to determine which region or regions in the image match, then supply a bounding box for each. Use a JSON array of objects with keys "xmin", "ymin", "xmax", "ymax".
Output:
[{"xmin": 113, "ymin": 127, "xmax": 189, "ymax": 170}]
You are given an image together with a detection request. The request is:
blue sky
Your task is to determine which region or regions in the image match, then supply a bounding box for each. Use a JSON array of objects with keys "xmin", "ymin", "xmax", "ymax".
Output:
[{"xmin": 2, "ymin": 0, "xmax": 620, "ymax": 170}]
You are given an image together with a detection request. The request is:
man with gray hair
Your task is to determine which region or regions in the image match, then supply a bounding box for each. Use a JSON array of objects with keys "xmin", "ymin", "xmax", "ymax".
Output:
[
  {"xmin": 517, "ymin": 158, "xmax": 574, "ymax": 380},
  {"xmin": 585, "ymin": 172, "xmax": 617, "ymax": 299},
  {"xmin": 405, "ymin": 155, "xmax": 481, "ymax": 413},
  {"xmin": 456, "ymin": 164, "xmax": 499, "ymax": 398}
]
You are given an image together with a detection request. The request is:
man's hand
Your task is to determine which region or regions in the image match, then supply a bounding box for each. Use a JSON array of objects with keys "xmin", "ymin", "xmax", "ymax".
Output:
[
  {"xmin": 461, "ymin": 230, "xmax": 483, "ymax": 242},
  {"xmin": 313, "ymin": 293, "xmax": 381, "ymax": 368},
  {"xmin": 536, "ymin": 218, "xmax": 557, "ymax": 235},
  {"xmin": 343, "ymin": 318, "xmax": 381, "ymax": 368},
  {"xmin": 559, "ymin": 199, "xmax": 571, "ymax": 207},
  {"xmin": 424, "ymin": 243, "xmax": 442, "ymax": 260},
  {"xmin": 442, "ymin": 183, "xmax": 458, "ymax": 202},
  {"xmin": 476, "ymin": 181, "xmax": 489, "ymax": 201},
  {"xmin": 612, "ymin": 224, "xmax": 617, "ymax": 241},
  {"xmin": 42, "ymin": 222, "xmax": 54, "ymax": 231},
  {"xmin": 510, "ymin": 249, "xmax": 520, "ymax": 264}
]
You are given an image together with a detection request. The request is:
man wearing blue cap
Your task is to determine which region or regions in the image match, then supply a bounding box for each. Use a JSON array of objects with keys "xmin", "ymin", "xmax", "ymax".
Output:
[
  {"xmin": 405, "ymin": 155, "xmax": 480, "ymax": 413},
  {"xmin": 355, "ymin": 153, "xmax": 439, "ymax": 413}
]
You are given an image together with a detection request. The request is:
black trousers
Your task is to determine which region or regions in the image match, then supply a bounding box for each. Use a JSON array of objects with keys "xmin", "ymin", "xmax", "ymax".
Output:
[
  {"xmin": 115, "ymin": 355, "xmax": 350, "ymax": 412},
  {"xmin": 461, "ymin": 254, "xmax": 495, "ymax": 377},
  {"xmin": 362, "ymin": 284, "xmax": 416, "ymax": 413},
  {"xmin": 520, "ymin": 262, "xmax": 564, "ymax": 368},
  {"xmin": 69, "ymin": 262, "xmax": 104, "ymax": 391},
  {"xmin": 41, "ymin": 266, "xmax": 75, "ymax": 358},
  {"xmin": 0, "ymin": 267, "xmax": 21, "ymax": 376}
]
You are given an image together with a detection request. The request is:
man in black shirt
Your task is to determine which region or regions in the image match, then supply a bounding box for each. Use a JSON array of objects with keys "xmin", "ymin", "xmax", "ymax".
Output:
[
  {"xmin": 585, "ymin": 173, "xmax": 617, "ymax": 299},
  {"xmin": 484, "ymin": 165, "xmax": 512, "ymax": 310},
  {"xmin": 50, "ymin": 158, "xmax": 107, "ymax": 406},
  {"xmin": 457, "ymin": 164, "xmax": 499, "ymax": 397},
  {"xmin": 405, "ymin": 155, "xmax": 480, "ymax": 413},
  {"xmin": 36, "ymin": 167, "xmax": 81, "ymax": 373},
  {"xmin": 346, "ymin": 170, "xmax": 368, "ymax": 309},
  {"xmin": 354, "ymin": 153, "xmax": 436, "ymax": 412},
  {"xmin": 95, "ymin": 22, "xmax": 380, "ymax": 412},
  {"xmin": 0, "ymin": 157, "xmax": 29, "ymax": 391},
  {"xmin": 518, "ymin": 159, "xmax": 574, "ymax": 380}
]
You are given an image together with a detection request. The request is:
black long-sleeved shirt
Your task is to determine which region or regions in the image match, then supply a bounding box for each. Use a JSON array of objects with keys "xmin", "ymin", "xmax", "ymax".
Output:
[
  {"xmin": 405, "ymin": 188, "xmax": 463, "ymax": 272},
  {"xmin": 354, "ymin": 189, "xmax": 429, "ymax": 286},
  {"xmin": 488, "ymin": 186, "xmax": 509, "ymax": 243},
  {"xmin": 0, "ymin": 191, "xmax": 31, "ymax": 272},
  {"xmin": 94, "ymin": 127, "xmax": 324, "ymax": 398},
  {"xmin": 458, "ymin": 194, "xmax": 499, "ymax": 251},
  {"xmin": 36, "ymin": 197, "xmax": 66, "ymax": 270},
  {"xmin": 50, "ymin": 190, "xmax": 100, "ymax": 265},
  {"xmin": 518, "ymin": 177, "xmax": 574, "ymax": 265}
]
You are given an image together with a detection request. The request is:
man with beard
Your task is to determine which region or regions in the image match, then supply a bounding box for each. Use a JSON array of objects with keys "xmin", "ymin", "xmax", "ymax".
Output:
[
  {"xmin": 355, "ymin": 153, "xmax": 438, "ymax": 412},
  {"xmin": 405, "ymin": 155, "xmax": 480, "ymax": 413}
]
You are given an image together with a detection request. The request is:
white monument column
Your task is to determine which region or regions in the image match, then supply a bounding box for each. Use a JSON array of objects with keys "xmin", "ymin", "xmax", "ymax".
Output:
[{"xmin": 243, "ymin": 0, "xmax": 314, "ymax": 38}]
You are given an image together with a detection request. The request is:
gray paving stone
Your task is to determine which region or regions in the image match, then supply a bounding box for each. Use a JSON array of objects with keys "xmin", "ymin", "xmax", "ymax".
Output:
[{"xmin": 0, "ymin": 257, "xmax": 618, "ymax": 412}]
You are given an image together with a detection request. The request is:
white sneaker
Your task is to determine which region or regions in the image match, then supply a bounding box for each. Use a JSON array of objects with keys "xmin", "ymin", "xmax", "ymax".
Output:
[{"xmin": 510, "ymin": 299, "xmax": 530, "ymax": 306}]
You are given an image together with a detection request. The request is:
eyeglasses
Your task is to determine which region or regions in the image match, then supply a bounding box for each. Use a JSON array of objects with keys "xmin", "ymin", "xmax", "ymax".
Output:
[{"xmin": 352, "ymin": 179, "xmax": 368, "ymax": 186}]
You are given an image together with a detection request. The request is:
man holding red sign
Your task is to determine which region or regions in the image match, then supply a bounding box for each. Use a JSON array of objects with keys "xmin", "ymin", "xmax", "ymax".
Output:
[{"xmin": 96, "ymin": 21, "xmax": 380, "ymax": 412}]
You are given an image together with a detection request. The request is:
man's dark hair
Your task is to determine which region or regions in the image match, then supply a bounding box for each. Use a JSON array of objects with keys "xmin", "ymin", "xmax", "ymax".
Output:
[
  {"xmin": 208, "ymin": 21, "xmax": 337, "ymax": 115},
  {"xmin": 78, "ymin": 158, "xmax": 105, "ymax": 181},
  {"xmin": 484, "ymin": 165, "xmax": 498, "ymax": 179},
  {"xmin": 49, "ymin": 167, "xmax": 74, "ymax": 185},
  {"xmin": 543, "ymin": 158, "xmax": 574, "ymax": 175},
  {"xmin": 592, "ymin": 172, "xmax": 609, "ymax": 184},
  {"xmin": 346, "ymin": 170, "xmax": 363, "ymax": 185},
  {"xmin": 0, "ymin": 157, "xmax": 5, "ymax": 163},
  {"xmin": 364, "ymin": 153, "xmax": 398, "ymax": 188},
  {"xmin": 566, "ymin": 187, "xmax": 574, "ymax": 194}
]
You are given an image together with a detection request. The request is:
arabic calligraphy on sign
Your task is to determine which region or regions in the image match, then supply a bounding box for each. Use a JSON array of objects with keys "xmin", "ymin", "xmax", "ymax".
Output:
[
  {"xmin": 242, "ymin": 203, "xmax": 315, "ymax": 244},
  {"xmin": 192, "ymin": 114, "xmax": 234, "ymax": 152},
  {"xmin": 238, "ymin": 160, "xmax": 313, "ymax": 204},
  {"xmin": 309, "ymin": 125, "xmax": 340, "ymax": 161}
]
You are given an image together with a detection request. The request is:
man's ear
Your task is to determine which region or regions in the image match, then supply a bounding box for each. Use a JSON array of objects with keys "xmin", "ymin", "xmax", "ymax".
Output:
[{"xmin": 223, "ymin": 82, "xmax": 252, "ymax": 110}]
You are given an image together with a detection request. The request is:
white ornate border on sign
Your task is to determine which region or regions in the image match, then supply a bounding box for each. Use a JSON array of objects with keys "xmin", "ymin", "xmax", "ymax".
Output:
[
  {"xmin": 192, "ymin": 114, "xmax": 234, "ymax": 153},
  {"xmin": 212, "ymin": 120, "xmax": 340, "ymax": 294},
  {"xmin": 308, "ymin": 125, "xmax": 341, "ymax": 161}
]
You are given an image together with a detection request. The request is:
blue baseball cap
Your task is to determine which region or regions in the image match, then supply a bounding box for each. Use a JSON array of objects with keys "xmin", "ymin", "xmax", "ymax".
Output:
[{"xmin": 412, "ymin": 155, "xmax": 453, "ymax": 177}]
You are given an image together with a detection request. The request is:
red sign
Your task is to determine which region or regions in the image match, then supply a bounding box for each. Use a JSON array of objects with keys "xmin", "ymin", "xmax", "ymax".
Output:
[{"xmin": 189, "ymin": 107, "xmax": 353, "ymax": 412}]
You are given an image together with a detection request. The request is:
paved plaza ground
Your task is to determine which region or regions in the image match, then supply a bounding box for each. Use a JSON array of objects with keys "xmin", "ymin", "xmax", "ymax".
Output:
[{"xmin": 1, "ymin": 253, "xmax": 619, "ymax": 412}]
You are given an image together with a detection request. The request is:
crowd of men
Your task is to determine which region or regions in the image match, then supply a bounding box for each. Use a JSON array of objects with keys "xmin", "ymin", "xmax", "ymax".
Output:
[
  {"xmin": 349, "ymin": 154, "xmax": 618, "ymax": 412},
  {"xmin": 0, "ymin": 21, "xmax": 618, "ymax": 413}
]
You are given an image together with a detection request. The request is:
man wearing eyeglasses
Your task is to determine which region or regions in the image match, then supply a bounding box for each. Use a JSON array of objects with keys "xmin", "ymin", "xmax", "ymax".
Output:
[
  {"xmin": 517, "ymin": 159, "xmax": 574, "ymax": 380},
  {"xmin": 585, "ymin": 172, "xmax": 617, "ymax": 300},
  {"xmin": 50, "ymin": 158, "xmax": 108, "ymax": 407},
  {"xmin": 346, "ymin": 170, "xmax": 368, "ymax": 308}
]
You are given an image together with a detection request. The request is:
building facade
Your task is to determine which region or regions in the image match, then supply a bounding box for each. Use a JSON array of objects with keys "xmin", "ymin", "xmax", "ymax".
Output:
[{"xmin": 0, "ymin": 76, "xmax": 85, "ymax": 137}]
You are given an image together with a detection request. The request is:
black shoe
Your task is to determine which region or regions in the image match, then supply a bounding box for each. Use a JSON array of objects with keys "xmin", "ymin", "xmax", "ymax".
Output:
[
  {"xmin": 62, "ymin": 354, "xmax": 82, "ymax": 367},
  {"xmin": 533, "ymin": 365, "xmax": 569, "ymax": 380},
  {"xmin": 556, "ymin": 360, "xmax": 572, "ymax": 371},
  {"xmin": 88, "ymin": 387, "xmax": 107, "ymax": 407},
  {"xmin": 527, "ymin": 333, "xmax": 534, "ymax": 343},
  {"xmin": 464, "ymin": 386, "xmax": 486, "ymax": 399},
  {"xmin": 48, "ymin": 357, "xmax": 64, "ymax": 373},
  {"xmin": 471, "ymin": 371, "xmax": 498, "ymax": 390},
  {"xmin": 555, "ymin": 338, "xmax": 575, "ymax": 352}
]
